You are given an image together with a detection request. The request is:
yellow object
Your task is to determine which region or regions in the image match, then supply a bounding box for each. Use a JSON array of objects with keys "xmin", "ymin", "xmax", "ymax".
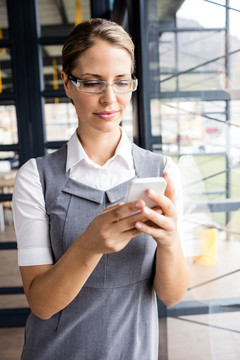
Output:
[
  {"xmin": 75, "ymin": 0, "xmax": 83, "ymax": 25},
  {"xmin": 52, "ymin": 58, "xmax": 59, "ymax": 104},
  {"xmin": 0, "ymin": 28, "xmax": 7, "ymax": 55},
  {"xmin": 52, "ymin": 58, "xmax": 58, "ymax": 90},
  {"xmin": 194, "ymin": 227, "xmax": 217, "ymax": 266}
]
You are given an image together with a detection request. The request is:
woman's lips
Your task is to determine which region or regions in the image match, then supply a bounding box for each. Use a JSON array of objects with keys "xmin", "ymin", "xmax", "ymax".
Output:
[{"xmin": 94, "ymin": 110, "xmax": 119, "ymax": 120}]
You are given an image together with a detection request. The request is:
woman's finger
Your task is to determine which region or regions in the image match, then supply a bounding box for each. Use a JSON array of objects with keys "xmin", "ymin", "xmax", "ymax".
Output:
[
  {"xmin": 135, "ymin": 220, "xmax": 165, "ymax": 238},
  {"xmin": 145, "ymin": 188, "xmax": 175, "ymax": 218},
  {"xmin": 102, "ymin": 202, "xmax": 124, "ymax": 214},
  {"xmin": 104, "ymin": 200, "xmax": 145, "ymax": 223},
  {"xmin": 143, "ymin": 207, "xmax": 169, "ymax": 230}
]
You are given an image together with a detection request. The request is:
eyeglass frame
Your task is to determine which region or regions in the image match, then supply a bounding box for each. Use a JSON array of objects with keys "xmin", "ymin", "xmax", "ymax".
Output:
[{"xmin": 68, "ymin": 73, "xmax": 138, "ymax": 94}]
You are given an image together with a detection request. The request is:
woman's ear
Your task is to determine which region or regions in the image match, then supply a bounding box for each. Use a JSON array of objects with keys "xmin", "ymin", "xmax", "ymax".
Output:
[{"xmin": 61, "ymin": 71, "xmax": 72, "ymax": 98}]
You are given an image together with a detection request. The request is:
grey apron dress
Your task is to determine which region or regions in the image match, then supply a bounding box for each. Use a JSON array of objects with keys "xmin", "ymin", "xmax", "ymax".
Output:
[{"xmin": 21, "ymin": 143, "xmax": 164, "ymax": 360}]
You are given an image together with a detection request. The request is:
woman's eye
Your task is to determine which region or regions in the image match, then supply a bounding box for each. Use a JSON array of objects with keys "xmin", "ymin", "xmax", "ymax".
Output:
[
  {"xmin": 115, "ymin": 81, "xmax": 129, "ymax": 87},
  {"xmin": 83, "ymin": 81, "xmax": 101, "ymax": 87}
]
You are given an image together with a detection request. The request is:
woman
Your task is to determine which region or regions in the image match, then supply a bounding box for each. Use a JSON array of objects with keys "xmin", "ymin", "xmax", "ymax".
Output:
[{"xmin": 13, "ymin": 18, "xmax": 190, "ymax": 360}]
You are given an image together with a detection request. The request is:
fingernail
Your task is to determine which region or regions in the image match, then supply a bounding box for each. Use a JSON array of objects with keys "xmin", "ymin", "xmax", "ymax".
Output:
[
  {"xmin": 135, "ymin": 201, "xmax": 143, "ymax": 209},
  {"xmin": 149, "ymin": 189, "xmax": 156, "ymax": 196},
  {"xmin": 143, "ymin": 207, "xmax": 150, "ymax": 215},
  {"xmin": 135, "ymin": 222, "xmax": 142, "ymax": 229}
]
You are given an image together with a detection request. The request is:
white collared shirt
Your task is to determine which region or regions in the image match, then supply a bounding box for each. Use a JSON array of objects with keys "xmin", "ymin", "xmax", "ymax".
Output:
[
  {"xmin": 13, "ymin": 128, "xmax": 183, "ymax": 266},
  {"xmin": 67, "ymin": 130, "xmax": 135, "ymax": 190}
]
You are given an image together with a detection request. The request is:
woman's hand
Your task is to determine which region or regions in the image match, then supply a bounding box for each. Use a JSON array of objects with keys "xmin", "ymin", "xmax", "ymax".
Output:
[
  {"xmin": 133, "ymin": 173, "xmax": 190, "ymax": 306},
  {"xmin": 134, "ymin": 173, "xmax": 179, "ymax": 248},
  {"xmin": 78, "ymin": 200, "xmax": 147, "ymax": 254},
  {"xmin": 20, "ymin": 200, "xmax": 148, "ymax": 320}
]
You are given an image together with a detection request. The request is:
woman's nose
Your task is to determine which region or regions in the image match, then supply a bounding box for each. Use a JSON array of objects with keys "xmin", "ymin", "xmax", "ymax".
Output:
[{"xmin": 99, "ymin": 85, "xmax": 117, "ymax": 104}]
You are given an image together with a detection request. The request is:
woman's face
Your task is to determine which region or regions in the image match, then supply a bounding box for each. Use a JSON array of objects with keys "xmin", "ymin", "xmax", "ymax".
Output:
[{"xmin": 61, "ymin": 40, "xmax": 133, "ymax": 137}]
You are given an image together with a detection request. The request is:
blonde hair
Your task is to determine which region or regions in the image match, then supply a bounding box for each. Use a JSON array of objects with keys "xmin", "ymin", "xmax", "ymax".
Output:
[{"xmin": 62, "ymin": 18, "xmax": 135, "ymax": 74}]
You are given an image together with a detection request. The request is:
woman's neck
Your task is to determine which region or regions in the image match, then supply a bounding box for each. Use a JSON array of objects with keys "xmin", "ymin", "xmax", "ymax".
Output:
[{"xmin": 77, "ymin": 127, "xmax": 122, "ymax": 166}]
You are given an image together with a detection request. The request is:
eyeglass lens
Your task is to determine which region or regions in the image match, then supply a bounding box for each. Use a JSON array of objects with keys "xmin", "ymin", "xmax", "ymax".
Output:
[{"xmin": 79, "ymin": 80, "xmax": 136, "ymax": 93}]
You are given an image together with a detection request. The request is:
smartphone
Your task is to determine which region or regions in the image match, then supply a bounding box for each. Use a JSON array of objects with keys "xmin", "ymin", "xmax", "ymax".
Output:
[{"xmin": 125, "ymin": 177, "xmax": 167, "ymax": 208}]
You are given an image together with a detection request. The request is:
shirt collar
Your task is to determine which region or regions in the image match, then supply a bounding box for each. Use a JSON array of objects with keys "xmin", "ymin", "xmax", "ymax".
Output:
[
  {"xmin": 66, "ymin": 130, "xmax": 84, "ymax": 172},
  {"xmin": 114, "ymin": 128, "xmax": 134, "ymax": 169},
  {"xmin": 66, "ymin": 127, "xmax": 134, "ymax": 172}
]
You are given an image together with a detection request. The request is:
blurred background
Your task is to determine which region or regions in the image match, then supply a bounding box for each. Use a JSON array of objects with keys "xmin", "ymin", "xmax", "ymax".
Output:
[{"xmin": 0, "ymin": 0, "xmax": 240, "ymax": 359}]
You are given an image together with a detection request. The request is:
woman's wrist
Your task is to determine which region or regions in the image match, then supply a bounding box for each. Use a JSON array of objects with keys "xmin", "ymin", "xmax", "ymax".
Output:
[{"xmin": 75, "ymin": 233, "xmax": 103, "ymax": 267}]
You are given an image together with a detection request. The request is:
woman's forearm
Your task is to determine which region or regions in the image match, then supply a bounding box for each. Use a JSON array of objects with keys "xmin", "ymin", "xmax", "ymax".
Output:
[
  {"xmin": 154, "ymin": 240, "xmax": 190, "ymax": 307},
  {"xmin": 20, "ymin": 201, "xmax": 144, "ymax": 320},
  {"xmin": 21, "ymin": 235, "xmax": 102, "ymax": 320}
]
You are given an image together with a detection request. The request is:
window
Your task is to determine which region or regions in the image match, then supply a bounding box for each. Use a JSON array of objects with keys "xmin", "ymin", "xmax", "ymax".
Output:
[
  {"xmin": 0, "ymin": 0, "xmax": 18, "ymax": 196},
  {"xmin": 143, "ymin": 0, "xmax": 240, "ymax": 358},
  {"xmin": 0, "ymin": 0, "xmax": 104, "ymax": 330},
  {"xmin": 38, "ymin": 0, "xmax": 91, "ymax": 146}
]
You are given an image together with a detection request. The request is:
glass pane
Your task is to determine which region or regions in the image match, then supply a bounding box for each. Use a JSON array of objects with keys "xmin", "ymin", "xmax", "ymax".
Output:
[
  {"xmin": 0, "ymin": 142, "xmax": 16, "ymax": 232},
  {"xmin": 38, "ymin": 0, "xmax": 91, "ymax": 37},
  {"xmin": 230, "ymin": 100, "xmax": 240, "ymax": 166},
  {"xmin": 42, "ymin": 45, "xmax": 63, "ymax": 91},
  {"xmin": 151, "ymin": 99, "xmax": 227, "ymax": 154},
  {"xmin": 178, "ymin": 71, "xmax": 223, "ymax": 92},
  {"xmin": 44, "ymin": 98, "xmax": 78, "ymax": 141},
  {"xmin": 0, "ymin": 151, "xmax": 19, "ymax": 169},
  {"xmin": 0, "ymin": 102, "xmax": 18, "ymax": 144},
  {"xmin": 0, "ymin": 149, "xmax": 18, "ymax": 214},
  {"xmin": 0, "ymin": 48, "xmax": 13, "ymax": 93},
  {"xmin": 159, "ymin": 32, "xmax": 176, "ymax": 92},
  {"xmin": 228, "ymin": 51, "xmax": 240, "ymax": 91},
  {"xmin": 147, "ymin": 0, "xmax": 240, "ymax": 357},
  {"xmin": 0, "ymin": 0, "xmax": 9, "ymax": 38},
  {"xmin": 177, "ymin": 0, "xmax": 226, "ymax": 29},
  {"xmin": 121, "ymin": 101, "xmax": 133, "ymax": 141},
  {"xmin": 159, "ymin": 29, "xmax": 226, "ymax": 93},
  {"xmin": 178, "ymin": 30, "xmax": 225, "ymax": 72},
  {"xmin": 0, "ymin": 1, "xmax": 10, "ymax": 96}
]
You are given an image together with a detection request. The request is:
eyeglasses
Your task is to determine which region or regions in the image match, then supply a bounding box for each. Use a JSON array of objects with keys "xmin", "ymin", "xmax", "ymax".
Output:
[{"xmin": 68, "ymin": 73, "xmax": 138, "ymax": 94}]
